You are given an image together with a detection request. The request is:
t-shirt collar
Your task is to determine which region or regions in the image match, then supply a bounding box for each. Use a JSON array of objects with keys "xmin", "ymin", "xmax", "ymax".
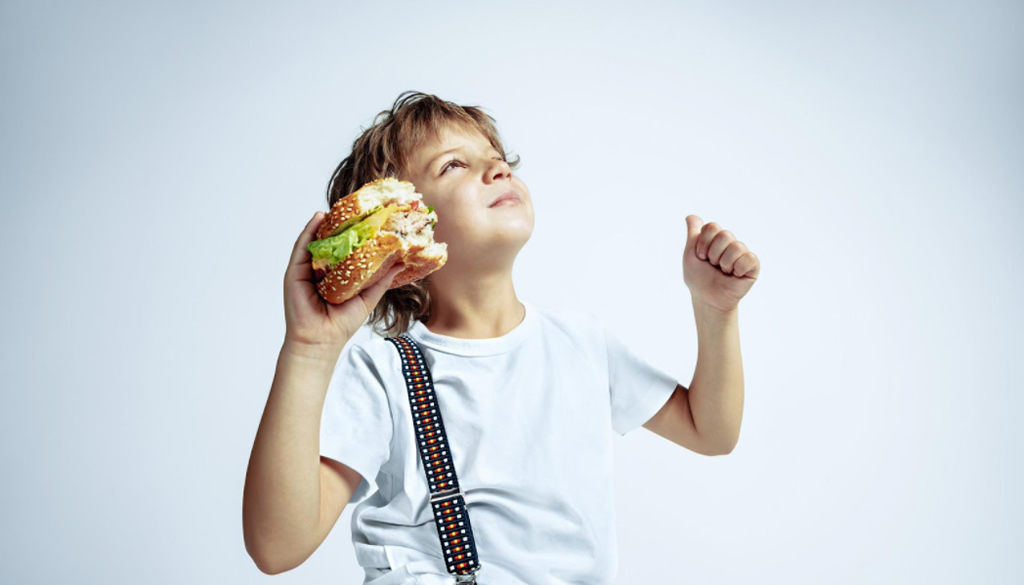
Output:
[{"xmin": 406, "ymin": 299, "xmax": 538, "ymax": 356}]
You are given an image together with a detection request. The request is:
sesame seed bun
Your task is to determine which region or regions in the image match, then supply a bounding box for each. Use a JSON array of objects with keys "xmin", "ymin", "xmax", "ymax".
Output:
[
  {"xmin": 317, "ymin": 177, "xmax": 422, "ymax": 241},
  {"xmin": 312, "ymin": 178, "xmax": 448, "ymax": 304}
]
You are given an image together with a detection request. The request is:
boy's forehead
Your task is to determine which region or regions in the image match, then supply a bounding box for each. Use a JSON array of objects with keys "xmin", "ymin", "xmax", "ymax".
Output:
[{"xmin": 424, "ymin": 125, "xmax": 487, "ymax": 151}]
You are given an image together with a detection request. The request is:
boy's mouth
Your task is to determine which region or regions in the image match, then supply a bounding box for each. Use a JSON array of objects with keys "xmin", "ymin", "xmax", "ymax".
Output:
[{"xmin": 489, "ymin": 190, "xmax": 521, "ymax": 207}]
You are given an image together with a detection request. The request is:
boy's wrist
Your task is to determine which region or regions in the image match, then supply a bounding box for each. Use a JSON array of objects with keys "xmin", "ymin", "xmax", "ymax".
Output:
[{"xmin": 280, "ymin": 338, "xmax": 346, "ymax": 365}]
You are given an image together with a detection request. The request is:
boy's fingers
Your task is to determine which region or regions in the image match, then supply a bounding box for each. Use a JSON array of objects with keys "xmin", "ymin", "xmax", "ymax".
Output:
[{"xmin": 289, "ymin": 212, "xmax": 324, "ymax": 269}]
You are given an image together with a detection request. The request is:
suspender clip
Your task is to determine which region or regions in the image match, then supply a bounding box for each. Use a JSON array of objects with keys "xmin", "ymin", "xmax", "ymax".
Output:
[
  {"xmin": 429, "ymin": 487, "xmax": 464, "ymax": 504},
  {"xmin": 454, "ymin": 564, "xmax": 482, "ymax": 583}
]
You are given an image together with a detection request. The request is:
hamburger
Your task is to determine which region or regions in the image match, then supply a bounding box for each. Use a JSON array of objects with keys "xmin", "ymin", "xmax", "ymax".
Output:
[{"xmin": 307, "ymin": 177, "xmax": 448, "ymax": 304}]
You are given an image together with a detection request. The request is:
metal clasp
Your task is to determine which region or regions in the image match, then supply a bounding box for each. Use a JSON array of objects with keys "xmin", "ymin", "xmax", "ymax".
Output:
[
  {"xmin": 454, "ymin": 563, "xmax": 482, "ymax": 583},
  {"xmin": 429, "ymin": 487, "xmax": 464, "ymax": 504}
]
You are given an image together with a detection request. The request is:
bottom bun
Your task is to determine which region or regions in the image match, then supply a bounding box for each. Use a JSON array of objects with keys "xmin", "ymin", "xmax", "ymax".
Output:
[
  {"xmin": 315, "ymin": 234, "xmax": 448, "ymax": 305},
  {"xmin": 316, "ymin": 232, "xmax": 403, "ymax": 304},
  {"xmin": 390, "ymin": 242, "xmax": 448, "ymax": 289}
]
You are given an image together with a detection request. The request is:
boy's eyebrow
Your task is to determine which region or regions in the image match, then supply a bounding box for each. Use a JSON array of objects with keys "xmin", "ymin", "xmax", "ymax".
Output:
[{"xmin": 425, "ymin": 148, "xmax": 461, "ymax": 171}]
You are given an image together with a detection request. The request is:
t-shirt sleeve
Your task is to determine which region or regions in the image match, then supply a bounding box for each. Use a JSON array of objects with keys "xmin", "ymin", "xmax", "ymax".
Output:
[
  {"xmin": 319, "ymin": 342, "xmax": 394, "ymax": 505},
  {"xmin": 601, "ymin": 323, "xmax": 680, "ymax": 436}
]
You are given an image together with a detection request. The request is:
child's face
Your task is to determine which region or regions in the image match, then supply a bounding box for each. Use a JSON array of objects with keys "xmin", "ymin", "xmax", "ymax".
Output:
[{"xmin": 400, "ymin": 125, "xmax": 534, "ymax": 271}]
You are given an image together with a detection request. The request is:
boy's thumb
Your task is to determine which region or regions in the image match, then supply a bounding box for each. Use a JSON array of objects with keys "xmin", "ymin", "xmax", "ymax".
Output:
[
  {"xmin": 358, "ymin": 263, "xmax": 405, "ymax": 305},
  {"xmin": 380, "ymin": 262, "xmax": 406, "ymax": 289},
  {"xmin": 389, "ymin": 262, "xmax": 406, "ymax": 280},
  {"xmin": 684, "ymin": 215, "xmax": 703, "ymax": 253}
]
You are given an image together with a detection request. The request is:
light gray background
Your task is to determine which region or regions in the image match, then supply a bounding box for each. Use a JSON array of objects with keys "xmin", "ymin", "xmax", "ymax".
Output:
[{"xmin": 2, "ymin": 0, "xmax": 1021, "ymax": 583}]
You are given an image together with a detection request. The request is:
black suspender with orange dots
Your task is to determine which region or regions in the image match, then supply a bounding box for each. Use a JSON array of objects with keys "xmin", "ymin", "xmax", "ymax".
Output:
[{"xmin": 385, "ymin": 334, "xmax": 483, "ymax": 584}]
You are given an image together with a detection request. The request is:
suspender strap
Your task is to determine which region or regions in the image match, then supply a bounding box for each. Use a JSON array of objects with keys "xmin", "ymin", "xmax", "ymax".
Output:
[{"xmin": 385, "ymin": 333, "xmax": 483, "ymax": 584}]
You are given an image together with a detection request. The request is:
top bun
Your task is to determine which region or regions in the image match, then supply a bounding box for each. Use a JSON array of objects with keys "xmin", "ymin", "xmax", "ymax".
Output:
[{"xmin": 317, "ymin": 177, "xmax": 423, "ymax": 241}]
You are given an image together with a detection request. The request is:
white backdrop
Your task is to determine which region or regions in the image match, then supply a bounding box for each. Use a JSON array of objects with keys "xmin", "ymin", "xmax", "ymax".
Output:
[{"xmin": 1, "ymin": 1, "xmax": 1022, "ymax": 583}]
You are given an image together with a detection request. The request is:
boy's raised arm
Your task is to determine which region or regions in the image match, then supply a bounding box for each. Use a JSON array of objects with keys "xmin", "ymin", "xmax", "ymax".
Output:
[
  {"xmin": 242, "ymin": 211, "xmax": 405, "ymax": 574},
  {"xmin": 243, "ymin": 341, "xmax": 344, "ymax": 574}
]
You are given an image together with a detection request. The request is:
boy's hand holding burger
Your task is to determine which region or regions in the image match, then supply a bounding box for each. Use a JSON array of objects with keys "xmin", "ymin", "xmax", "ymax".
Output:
[
  {"xmin": 283, "ymin": 212, "xmax": 406, "ymax": 354},
  {"xmin": 283, "ymin": 178, "xmax": 447, "ymax": 356}
]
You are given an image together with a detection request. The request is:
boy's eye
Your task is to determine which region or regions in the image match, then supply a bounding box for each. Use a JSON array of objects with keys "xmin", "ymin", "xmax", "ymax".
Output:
[
  {"xmin": 440, "ymin": 158, "xmax": 464, "ymax": 175},
  {"xmin": 439, "ymin": 156, "xmax": 505, "ymax": 176}
]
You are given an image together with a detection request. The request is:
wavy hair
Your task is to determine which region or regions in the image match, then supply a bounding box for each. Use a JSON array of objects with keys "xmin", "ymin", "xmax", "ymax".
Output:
[{"xmin": 325, "ymin": 90, "xmax": 521, "ymax": 338}]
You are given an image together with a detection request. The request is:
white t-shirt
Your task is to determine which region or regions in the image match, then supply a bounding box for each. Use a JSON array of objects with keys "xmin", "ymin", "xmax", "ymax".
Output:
[{"xmin": 319, "ymin": 299, "xmax": 679, "ymax": 585}]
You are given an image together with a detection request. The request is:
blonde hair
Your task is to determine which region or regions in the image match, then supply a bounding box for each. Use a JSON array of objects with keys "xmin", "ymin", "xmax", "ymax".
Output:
[{"xmin": 325, "ymin": 90, "xmax": 521, "ymax": 338}]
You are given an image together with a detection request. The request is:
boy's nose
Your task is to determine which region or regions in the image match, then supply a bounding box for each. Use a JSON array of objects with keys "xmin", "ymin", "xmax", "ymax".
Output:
[{"xmin": 487, "ymin": 159, "xmax": 513, "ymax": 182}]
